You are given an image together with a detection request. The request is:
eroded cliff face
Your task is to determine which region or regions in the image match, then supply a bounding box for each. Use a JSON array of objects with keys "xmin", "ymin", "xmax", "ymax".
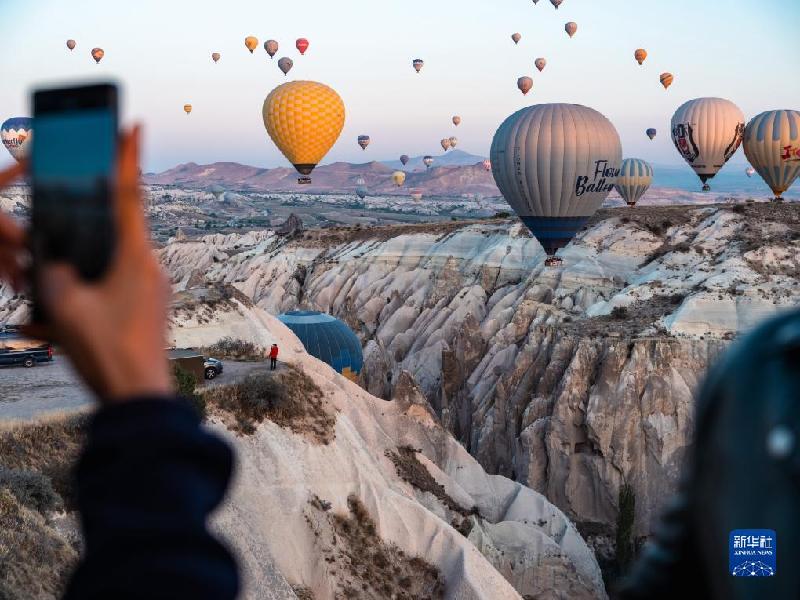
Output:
[{"xmin": 155, "ymin": 203, "xmax": 798, "ymax": 540}]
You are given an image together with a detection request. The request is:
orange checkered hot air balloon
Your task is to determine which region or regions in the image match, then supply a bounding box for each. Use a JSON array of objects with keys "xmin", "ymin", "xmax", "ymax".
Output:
[{"xmin": 263, "ymin": 81, "xmax": 345, "ymax": 184}]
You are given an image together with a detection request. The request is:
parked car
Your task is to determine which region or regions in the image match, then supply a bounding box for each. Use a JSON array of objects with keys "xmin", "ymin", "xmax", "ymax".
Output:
[
  {"xmin": 0, "ymin": 326, "xmax": 53, "ymax": 368},
  {"xmin": 204, "ymin": 357, "xmax": 223, "ymax": 380}
]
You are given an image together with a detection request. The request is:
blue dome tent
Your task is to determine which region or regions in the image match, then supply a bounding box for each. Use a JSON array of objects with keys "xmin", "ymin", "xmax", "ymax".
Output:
[{"xmin": 277, "ymin": 311, "xmax": 363, "ymax": 381}]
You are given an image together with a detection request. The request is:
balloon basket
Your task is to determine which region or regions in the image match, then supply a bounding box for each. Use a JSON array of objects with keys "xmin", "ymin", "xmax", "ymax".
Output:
[
  {"xmin": 298, "ymin": 177, "xmax": 312, "ymax": 185},
  {"xmin": 545, "ymin": 256, "xmax": 563, "ymax": 267},
  {"xmin": 772, "ymin": 196, "xmax": 784, "ymax": 203},
  {"xmin": 626, "ymin": 202, "xmax": 636, "ymax": 207},
  {"xmin": 702, "ymin": 184, "xmax": 711, "ymax": 192}
]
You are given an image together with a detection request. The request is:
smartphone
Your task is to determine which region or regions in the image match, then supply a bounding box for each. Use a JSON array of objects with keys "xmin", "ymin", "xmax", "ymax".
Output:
[{"xmin": 30, "ymin": 82, "xmax": 118, "ymax": 322}]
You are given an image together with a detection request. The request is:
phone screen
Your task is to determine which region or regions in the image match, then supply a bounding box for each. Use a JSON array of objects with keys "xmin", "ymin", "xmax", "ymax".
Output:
[{"xmin": 31, "ymin": 84, "xmax": 118, "ymax": 298}]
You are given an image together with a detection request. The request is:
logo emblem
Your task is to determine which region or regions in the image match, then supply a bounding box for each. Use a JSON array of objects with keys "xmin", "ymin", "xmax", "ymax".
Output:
[{"xmin": 730, "ymin": 529, "xmax": 776, "ymax": 577}]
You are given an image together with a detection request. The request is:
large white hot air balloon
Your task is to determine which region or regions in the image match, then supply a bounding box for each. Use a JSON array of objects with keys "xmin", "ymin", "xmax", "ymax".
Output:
[
  {"xmin": 490, "ymin": 103, "xmax": 621, "ymax": 264},
  {"xmin": 670, "ymin": 97, "xmax": 744, "ymax": 191},
  {"xmin": 743, "ymin": 109, "xmax": 800, "ymax": 201},
  {"xmin": 614, "ymin": 158, "xmax": 653, "ymax": 206}
]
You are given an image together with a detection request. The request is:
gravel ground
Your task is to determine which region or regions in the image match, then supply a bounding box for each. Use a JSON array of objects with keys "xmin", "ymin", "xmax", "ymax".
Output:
[{"xmin": 0, "ymin": 357, "xmax": 272, "ymax": 423}]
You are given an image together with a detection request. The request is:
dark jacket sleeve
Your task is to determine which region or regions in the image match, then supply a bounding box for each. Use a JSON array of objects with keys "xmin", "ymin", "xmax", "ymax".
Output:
[{"xmin": 63, "ymin": 398, "xmax": 239, "ymax": 600}]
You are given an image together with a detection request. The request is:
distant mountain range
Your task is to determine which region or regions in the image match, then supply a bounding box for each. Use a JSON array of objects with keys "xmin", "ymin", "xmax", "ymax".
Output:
[{"xmin": 144, "ymin": 150, "xmax": 498, "ymax": 197}]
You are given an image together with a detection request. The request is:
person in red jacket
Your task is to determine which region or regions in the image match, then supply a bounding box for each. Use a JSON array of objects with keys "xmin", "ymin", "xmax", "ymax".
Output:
[{"xmin": 269, "ymin": 343, "xmax": 279, "ymax": 370}]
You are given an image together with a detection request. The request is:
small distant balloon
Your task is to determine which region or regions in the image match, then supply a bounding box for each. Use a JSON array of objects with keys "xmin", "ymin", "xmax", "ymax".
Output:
[
  {"xmin": 356, "ymin": 186, "xmax": 367, "ymax": 200},
  {"xmin": 212, "ymin": 52, "xmax": 221, "ymax": 63},
  {"xmin": 245, "ymin": 36, "xmax": 258, "ymax": 53},
  {"xmin": 183, "ymin": 104, "xmax": 192, "ymax": 115},
  {"xmin": 449, "ymin": 136, "xmax": 458, "ymax": 149},
  {"xmin": 614, "ymin": 158, "xmax": 653, "ymax": 206},
  {"xmin": 634, "ymin": 49, "xmax": 647, "ymax": 65},
  {"xmin": 278, "ymin": 57, "xmax": 293, "ymax": 75},
  {"xmin": 565, "ymin": 22, "xmax": 577, "ymax": 38},
  {"xmin": 357, "ymin": 135, "xmax": 370, "ymax": 150},
  {"xmin": 412, "ymin": 59, "xmax": 424, "ymax": 73},
  {"xmin": 1, "ymin": 117, "xmax": 33, "ymax": 163},
  {"xmin": 265, "ymin": 40, "xmax": 279, "ymax": 58},
  {"xmin": 66, "ymin": 39, "xmax": 76, "ymax": 51},
  {"xmin": 91, "ymin": 47, "xmax": 104, "ymax": 63},
  {"xmin": 511, "ymin": 33, "xmax": 522, "ymax": 44},
  {"xmin": 423, "ymin": 155, "xmax": 434, "ymax": 168},
  {"xmin": 452, "ymin": 115, "xmax": 461, "ymax": 126},
  {"xmin": 660, "ymin": 72, "xmax": 673, "ymax": 89},
  {"xmin": 482, "ymin": 159, "xmax": 491, "ymax": 171},
  {"xmin": 550, "ymin": 0, "xmax": 564, "ymax": 8},
  {"xmin": 441, "ymin": 138, "xmax": 451, "ymax": 151},
  {"xmin": 400, "ymin": 154, "xmax": 409, "ymax": 165},
  {"xmin": 517, "ymin": 76, "xmax": 533, "ymax": 95},
  {"xmin": 646, "ymin": 128, "xmax": 657, "ymax": 140},
  {"xmin": 532, "ymin": 0, "xmax": 540, "ymax": 4},
  {"xmin": 745, "ymin": 167, "xmax": 755, "ymax": 178},
  {"xmin": 535, "ymin": 58, "xmax": 546, "ymax": 72},
  {"xmin": 410, "ymin": 189, "xmax": 423, "ymax": 202},
  {"xmin": 296, "ymin": 38, "xmax": 309, "ymax": 55},
  {"xmin": 392, "ymin": 171, "xmax": 406, "ymax": 187}
]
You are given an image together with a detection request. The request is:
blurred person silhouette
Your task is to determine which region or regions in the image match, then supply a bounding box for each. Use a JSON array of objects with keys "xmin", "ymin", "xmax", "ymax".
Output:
[
  {"xmin": 269, "ymin": 343, "xmax": 279, "ymax": 370},
  {"xmin": 0, "ymin": 128, "xmax": 239, "ymax": 599},
  {"xmin": 618, "ymin": 308, "xmax": 800, "ymax": 599}
]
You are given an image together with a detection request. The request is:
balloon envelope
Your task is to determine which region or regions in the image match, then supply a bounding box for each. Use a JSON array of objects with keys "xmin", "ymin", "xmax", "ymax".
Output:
[
  {"xmin": 490, "ymin": 103, "xmax": 622, "ymax": 255},
  {"xmin": 452, "ymin": 116, "xmax": 461, "ymax": 126},
  {"xmin": 671, "ymin": 97, "xmax": 744, "ymax": 190},
  {"xmin": 482, "ymin": 159, "xmax": 491, "ymax": 171},
  {"xmin": 743, "ymin": 109, "xmax": 800, "ymax": 199},
  {"xmin": 511, "ymin": 33, "xmax": 522, "ymax": 44},
  {"xmin": 183, "ymin": 104, "xmax": 192, "ymax": 114},
  {"xmin": 634, "ymin": 49, "xmax": 647, "ymax": 65},
  {"xmin": 517, "ymin": 76, "xmax": 533, "ymax": 95},
  {"xmin": 1, "ymin": 117, "xmax": 33, "ymax": 162},
  {"xmin": 423, "ymin": 155, "xmax": 434, "ymax": 168},
  {"xmin": 278, "ymin": 57, "xmax": 293, "ymax": 75},
  {"xmin": 410, "ymin": 189, "xmax": 423, "ymax": 202},
  {"xmin": 412, "ymin": 59, "xmax": 424, "ymax": 73},
  {"xmin": 614, "ymin": 158, "xmax": 653, "ymax": 206},
  {"xmin": 400, "ymin": 154, "xmax": 409, "ymax": 165},
  {"xmin": 440, "ymin": 138, "xmax": 451, "ymax": 151},
  {"xmin": 660, "ymin": 72, "xmax": 673, "ymax": 89},
  {"xmin": 550, "ymin": 0, "xmax": 563, "ymax": 8},
  {"xmin": 535, "ymin": 58, "xmax": 546, "ymax": 72},
  {"xmin": 745, "ymin": 167, "xmax": 755, "ymax": 178},
  {"xmin": 296, "ymin": 38, "xmax": 309, "ymax": 55},
  {"xmin": 646, "ymin": 128, "xmax": 657, "ymax": 140},
  {"xmin": 392, "ymin": 171, "xmax": 406, "ymax": 186},
  {"xmin": 357, "ymin": 135, "xmax": 370, "ymax": 150},
  {"xmin": 449, "ymin": 136, "xmax": 458, "ymax": 148},
  {"xmin": 66, "ymin": 39, "xmax": 76, "ymax": 50},
  {"xmin": 356, "ymin": 187, "xmax": 367, "ymax": 199},
  {"xmin": 265, "ymin": 40, "xmax": 279, "ymax": 58},
  {"xmin": 262, "ymin": 81, "xmax": 345, "ymax": 183},
  {"xmin": 245, "ymin": 36, "xmax": 258, "ymax": 53},
  {"xmin": 211, "ymin": 52, "xmax": 220, "ymax": 63},
  {"xmin": 565, "ymin": 22, "xmax": 577, "ymax": 37},
  {"xmin": 91, "ymin": 47, "xmax": 104, "ymax": 63}
]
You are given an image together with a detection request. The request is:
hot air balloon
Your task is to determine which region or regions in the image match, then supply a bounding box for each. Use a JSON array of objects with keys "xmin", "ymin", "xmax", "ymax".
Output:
[
  {"xmin": 91, "ymin": 48, "xmax": 104, "ymax": 63},
  {"xmin": 183, "ymin": 104, "xmax": 192, "ymax": 115},
  {"xmin": 66, "ymin": 39, "xmax": 76, "ymax": 51},
  {"xmin": 356, "ymin": 186, "xmax": 367, "ymax": 200},
  {"xmin": 410, "ymin": 189, "xmax": 423, "ymax": 202},
  {"xmin": 745, "ymin": 167, "xmax": 755, "ymax": 178},
  {"xmin": 277, "ymin": 311, "xmax": 363, "ymax": 379},
  {"xmin": 517, "ymin": 76, "xmax": 533, "ymax": 95},
  {"xmin": 400, "ymin": 154, "xmax": 410, "ymax": 165},
  {"xmin": 278, "ymin": 57, "xmax": 293, "ymax": 75},
  {"xmin": 209, "ymin": 184, "xmax": 225, "ymax": 202},
  {"xmin": 441, "ymin": 138, "xmax": 451, "ymax": 151},
  {"xmin": 262, "ymin": 80, "xmax": 345, "ymax": 184},
  {"xmin": 490, "ymin": 103, "xmax": 622, "ymax": 264},
  {"xmin": 535, "ymin": 58, "xmax": 546, "ymax": 72},
  {"xmin": 245, "ymin": 36, "xmax": 258, "ymax": 53},
  {"xmin": 671, "ymin": 97, "xmax": 744, "ymax": 191},
  {"xmin": 357, "ymin": 135, "xmax": 370, "ymax": 150},
  {"xmin": 565, "ymin": 22, "xmax": 577, "ymax": 38},
  {"xmin": 212, "ymin": 52, "xmax": 220, "ymax": 63},
  {"xmin": 296, "ymin": 38, "xmax": 309, "ymax": 55},
  {"xmin": 660, "ymin": 72, "xmax": 673, "ymax": 89},
  {"xmin": 452, "ymin": 116, "xmax": 461, "ymax": 126},
  {"xmin": 532, "ymin": 0, "xmax": 540, "ymax": 4},
  {"xmin": 265, "ymin": 40, "xmax": 279, "ymax": 58},
  {"xmin": 423, "ymin": 155, "xmax": 434, "ymax": 168},
  {"xmin": 392, "ymin": 171, "xmax": 406, "ymax": 187},
  {"xmin": 1, "ymin": 117, "xmax": 33, "ymax": 163},
  {"xmin": 646, "ymin": 128, "xmax": 657, "ymax": 140},
  {"xmin": 743, "ymin": 109, "xmax": 800, "ymax": 201},
  {"xmin": 634, "ymin": 49, "xmax": 647, "ymax": 65},
  {"xmin": 551, "ymin": 0, "xmax": 564, "ymax": 8},
  {"xmin": 412, "ymin": 59, "xmax": 424, "ymax": 73},
  {"xmin": 482, "ymin": 159, "xmax": 491, "ymax": 171},
  {"xmin": 511, "ymin": 33, "xmax": 522, "ymax": 44},
  {"xmin": 614, "ymin": 158, "xmax": 653, "ymax": 207},
  {"xmin": 449, "ymin": 136, "xmax": 458, "ymax": 149}
]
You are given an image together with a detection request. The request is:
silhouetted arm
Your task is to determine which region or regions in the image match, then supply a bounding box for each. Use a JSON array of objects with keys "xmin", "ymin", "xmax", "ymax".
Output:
[{"xmin": 64, "ymin": 399, "xmax": 239, "ymax": 600}]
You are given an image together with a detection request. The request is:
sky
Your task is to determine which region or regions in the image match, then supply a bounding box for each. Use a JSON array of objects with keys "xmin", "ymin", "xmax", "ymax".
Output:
[{"xmin": 1, "ymin": 0, "xmax": 798, "ymax": 173}]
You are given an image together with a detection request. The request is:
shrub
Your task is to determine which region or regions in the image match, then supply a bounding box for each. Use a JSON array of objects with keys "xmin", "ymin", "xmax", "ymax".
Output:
[
  {"xmin": 0, "ymin": 467, "xmax": 62, "ymax": 513},
  {"xmin": 204, "ymin": 337, "xmax": 263, "ymax": 361},
  {"xmin": 616, "ymin": 483, "xmax": 636, "ymax": 574},
  {"xmin": 611, "ymin": 306, "xmax": 628, "ymax": 320},
  {"xmin": 173, "ymin": 364, "xmax": 206, "ymax": 421}
]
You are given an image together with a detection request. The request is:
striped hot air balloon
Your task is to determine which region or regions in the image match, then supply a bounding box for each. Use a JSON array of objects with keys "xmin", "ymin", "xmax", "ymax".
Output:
[
  {"xmin": 660, "ymin": 72, "xmax": 674, "ymax": 89},
  {"xmin": 423, "ymin": 155, "xmax": 434, "ymax": 168},
  {"xmin": 490, "ymin": 103, "xmax": 622, "ymax": 261},
  {"xmin": 1, "ymin": 117, "xmax": 33, "ymax": 162},
  {"xmin": 357, "ymin": 135, "xmax": 370, "ymax": 150},
  {"xmin": 614, "ymin": 158, "xmax": 653, "ymax": 206},
  {"xmin": 671, "ymin": 97, "xmax": 744, "ymax": 191},
  {"xmin": 412, "ymin": 59, "xmax": 424, "ymax": 73},
  {"xmin": 743, "ymin": 109, "xmax": 800, "ymax": 201}
]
